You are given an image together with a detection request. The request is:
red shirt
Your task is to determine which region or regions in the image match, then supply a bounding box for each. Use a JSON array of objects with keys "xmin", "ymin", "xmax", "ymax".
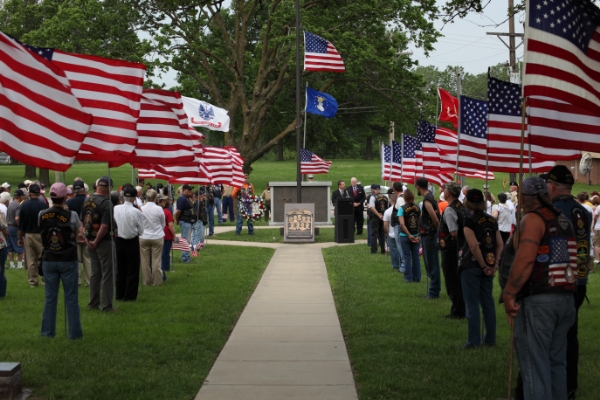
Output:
[{"xmin": 163, "ymin": 208, "xmax": 174, "ymax": 240}]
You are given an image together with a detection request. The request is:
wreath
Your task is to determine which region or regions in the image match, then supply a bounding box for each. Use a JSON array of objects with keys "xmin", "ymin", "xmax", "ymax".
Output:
[{"xmin": 240, "ymin": 196, "xmax": 265, "ymax": 221}]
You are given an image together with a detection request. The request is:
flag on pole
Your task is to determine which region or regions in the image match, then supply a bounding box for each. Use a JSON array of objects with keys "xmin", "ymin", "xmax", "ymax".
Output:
[
  {"xmin": 305, "ymin": 87, "xmax": 338, "ymax": 118},
  {"xmin": 300, "ymin": 148, "xmax": 332, "ymax": 174},
  {"xmin": 381, "ymin": 141, "xmax": 402, "ymax": 181},
  {"xmin": 182, "ymin": 96, "xmax": 230, "ymax": 132},
  {"xmin": 416, "ymin": 120, "xmax": 454, "ymax": 187},
  {"xmin": 303, "ymin": 31, "xmax": 346, "ymax": 73},
  {"xmin": 172, "ymin": 237, "xmax": 191, "ymax": 252},
  {"xmin": 438, "ymin": 88, "xmax": 459, "ymax": 128},
  {"xmin": 523, "ymin": 0, "xmax": 600, "ymax": 115},
  {"xmin": 401, "ymin": 135, "xmax": 419, "ymax": 183},
  {"xmin": 433, "ymin": 127, "xmax": 492, "ymax": 179},
  {"xmin": 202, "ymin": 146, "xmax": 235, "ymax": 184},
  {"xmin": 224, "ymin": 146, "xmax": 245, "ymax": 187},
  {"xmin": 0, "ymin": 32, "xmax": 93, "ymax": 171},
  {"xmin": 458, "ymin": 96, "xmax": 490, "ymax": 172},
  {"xmin": 23, "ymin": 44, "xmax": 146, "ymax": 161}
]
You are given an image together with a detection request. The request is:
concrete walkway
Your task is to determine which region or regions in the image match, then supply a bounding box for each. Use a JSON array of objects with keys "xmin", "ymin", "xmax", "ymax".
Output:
[{"xmin": 195, "ymin": 235, "xmax": 359, "ymax": 399}]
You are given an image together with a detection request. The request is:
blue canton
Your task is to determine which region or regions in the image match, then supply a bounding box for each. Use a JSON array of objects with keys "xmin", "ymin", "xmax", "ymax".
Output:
[
  {"xmin": 417, "ymin": 120, "xmax": 436, "ymax": 143},
  {"xmin": 460, "ymin": 96, "xmax": 488, "ymax": 139},
  {"xmin": 304, "ymin": 32, "xmax": 329, "ymax": 54},
  {"xmin": 550, "ymin": 236, "xmax": 570, "ymax": 263},
  {"xmin": 488, "ymin": 77, "xmax": 522, "ymax": 116}
]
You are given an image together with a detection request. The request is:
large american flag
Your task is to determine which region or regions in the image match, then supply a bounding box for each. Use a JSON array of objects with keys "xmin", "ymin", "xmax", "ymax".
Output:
[
  {"xmin": 402, "ymin": 135, "xmax": 419, "ymax": 184},
  {"xmin": 524, "ymin": 0, "xmax": 600, "ymax": 115},
  {"xmin": 458, "ymin": 96, "xmax": 495, "ymax": 179},
  {"xmin": 24, "ymin": 45, "xmax": 145, "ymax": 161},
  {"xmin": 381, "ymin": 141, "xmax": 402, "ymax": 181},
  {"xmin": 417, "ymin": 120, "xmax": 454, "ymax": 187},
  {"xmin": 301, "ymin": 148, "xmax": 332, "ymax": 174},
  {"xmin": 224, "ymin": 146, "xmax": 245, "ymax": 187},
  {"xmin": 0, "ymin": 32, "xmax": 92, "ymax": 171},
  {"xmin": 304, "ymin": 31, "xmax": 346, "ymax": 73},
  {"xmin": 487, "ymin": 77, "xmax": 579, "ymax": 172},
  {"xmin": 202, "ymin": 146, "xmax": 235, "ymax": 184}
]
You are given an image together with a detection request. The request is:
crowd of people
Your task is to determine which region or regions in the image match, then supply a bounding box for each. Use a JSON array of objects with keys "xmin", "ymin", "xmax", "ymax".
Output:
[{"xmin": 332, "ymin": 166, "xmax": 593, "ymax": 400}]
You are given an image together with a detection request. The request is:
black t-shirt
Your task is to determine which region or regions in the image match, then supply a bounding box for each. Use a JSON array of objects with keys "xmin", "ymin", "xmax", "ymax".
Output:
[
  {"xmin": 66, "ymin": 194, "xmax": 87, "ymax": 218},
  {"xmin": 18, "ymin": 198, "xmax": 49, "ymax": 234}
]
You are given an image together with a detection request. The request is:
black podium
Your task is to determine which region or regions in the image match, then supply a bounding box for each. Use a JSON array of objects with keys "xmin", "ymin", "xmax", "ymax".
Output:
[{"xmin": 334, "ymin": 197, "xmax": 354, "ymax": 243}]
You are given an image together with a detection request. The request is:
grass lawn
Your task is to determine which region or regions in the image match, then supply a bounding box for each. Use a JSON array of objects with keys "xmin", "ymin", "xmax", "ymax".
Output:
[
  {"xmin": 211, "ymin": 227, "xmax": 336, "ymax": 243},
  {"xmin": 324, "ymin": 244, "xmax": 600, "ymax": 400},
  {"xmin": 0, "ymin": 245, "xmax": 274, "ymax": 400}
]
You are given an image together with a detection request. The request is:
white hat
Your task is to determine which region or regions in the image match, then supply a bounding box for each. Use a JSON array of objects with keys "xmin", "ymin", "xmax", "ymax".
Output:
[
  {"xmin": 24, "ymin": 180, "xmax": 32, "ymax": 185},
  {"xmin": 0, "ymin": 192, "xmax": 10, "ymax": 203},
  {"xmin": 1, "ymin": 182, "xmax": 10, "ymax": 188}
]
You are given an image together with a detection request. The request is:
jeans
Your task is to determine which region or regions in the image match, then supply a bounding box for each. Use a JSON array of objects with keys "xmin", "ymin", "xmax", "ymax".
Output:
[
  {"xmin": 192, "ymin": 221, "xmax": 205, "ymax": 250},
  {"xmin": 236, "ymin": 208, "xmax": 254, "ymax": 234},
  {"xmin": 222, "ymin": 196, "xmax": 234, "ymax": 221},
  {"xmin": 162, "ymin": 239, "xmax": 172, "ymax": 280},
  {"xmin": 179, "ymin": 221, "xmax": 192, "ymax": 262},
  {"xmin": 0, "ymin": 247, "xmax": 6, "ymax": 297},
  {"xmin": 387, "ymin": 235, "xmax": 400, "ymax": 270},
  {"xmin": 400, "ymin": 235, "xmax": 421, "ymax": 282},
  {"xmin": 421, "ymin": 234, "xmax": 440, "ymax": 297},
  {"xmin": 515, "ymin": 293, "xmax": 575, "ymax": 400},
  {"xmin": 460, "ymin": 267, "xmax": 495, "ymax": 346},
  {"xmin": 394, "ymin": 226, "xmax": 405, "ymax": 271},
  {"xmin": 41, "ymin": 260, "xmax": 82, "ymax": 339},
  {"xmin": 207, "ymin": 204, "xmax": 215, "ymax": 235},
  {"xmin": 213, "ymin": 197, "xmax": 222, "ymax": 224},
  {"xmin": 567, "ymin": 286, "xmax": 587, "ymax": 398}
]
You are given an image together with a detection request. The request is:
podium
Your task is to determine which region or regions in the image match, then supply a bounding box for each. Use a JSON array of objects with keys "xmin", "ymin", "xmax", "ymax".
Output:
[{"xmin": 334, "ymin": 197, "xmax": 354, "ymax": 243}]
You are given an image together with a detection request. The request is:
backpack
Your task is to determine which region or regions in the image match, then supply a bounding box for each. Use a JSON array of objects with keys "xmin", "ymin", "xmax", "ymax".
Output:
[{"xmin": 375, "ymin": 194, "xmax": 389, "ymax": 214}]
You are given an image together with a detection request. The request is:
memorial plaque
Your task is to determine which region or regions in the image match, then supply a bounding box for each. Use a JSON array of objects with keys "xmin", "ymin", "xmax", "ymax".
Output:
[{"xmin": 284, "ymin": 203, "xmax": 315, "ymax": 243}]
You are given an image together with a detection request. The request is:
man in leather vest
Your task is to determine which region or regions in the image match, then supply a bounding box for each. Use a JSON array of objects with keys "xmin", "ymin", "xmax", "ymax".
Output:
[
  {"xmin": 439, "ymin": 181, "xmax": 467, "ymax": 319},
  {"xmin": 416, "ymin": 177, "xmax": 441, "ymax": 299},
  {"xmin": 40, "ymin": 183, "xmax": 84, "ymax": 339},
  {"xmin": 504, "ymin": 177, "xmax": 577, "ymax": 400}
]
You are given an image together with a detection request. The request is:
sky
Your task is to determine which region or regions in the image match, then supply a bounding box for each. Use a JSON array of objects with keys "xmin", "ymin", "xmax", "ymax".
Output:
[{"xmin": 155, "ymin": 0, "xmax": 526, "ymax": 87}]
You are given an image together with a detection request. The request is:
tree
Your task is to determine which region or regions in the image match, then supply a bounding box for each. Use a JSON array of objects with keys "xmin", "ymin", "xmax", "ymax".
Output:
[{"xmin": 137, "ymin": 0, "xmax": 441, "ymax": 172}]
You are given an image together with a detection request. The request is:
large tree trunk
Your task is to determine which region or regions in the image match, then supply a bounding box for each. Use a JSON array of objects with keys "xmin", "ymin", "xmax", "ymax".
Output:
[
  {"xmin": 24, "ymin": 165, "xmax": 36, "ymax": 179},
  {"xmin": 277, "ymin": 139, "xmax": 284, "ymax": 161},
  {"xmin": 365, "ymin": 136, "xmax": 373, "ymax": 160},
  {"xmin": 39, "ymin": 169, "xmax": 50, "ymax": 186}
]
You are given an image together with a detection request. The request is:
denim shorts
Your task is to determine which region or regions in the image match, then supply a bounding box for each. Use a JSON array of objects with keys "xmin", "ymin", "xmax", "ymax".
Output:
[{"xmin": 6, "ymin": 226, "xmax": 23, "ymax": 253}]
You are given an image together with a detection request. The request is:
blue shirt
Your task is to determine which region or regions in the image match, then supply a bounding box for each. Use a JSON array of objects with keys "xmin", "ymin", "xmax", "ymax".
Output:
[{"xmin": 397, "ymin": 206, "xmax": 419, "ymax": 238}]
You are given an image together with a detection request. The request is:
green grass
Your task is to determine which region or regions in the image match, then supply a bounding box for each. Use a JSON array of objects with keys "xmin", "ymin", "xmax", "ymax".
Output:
[
  {"xmin": 211, "ymin": 227, "xmax": 336, "ymax": 243},
  {"xmin": 324, "ymin": 245, "xmax": 600, "ymax": 400},
  {"xmin": 0, "ymin": 245, "xmax": 274, "ymax": 400}
]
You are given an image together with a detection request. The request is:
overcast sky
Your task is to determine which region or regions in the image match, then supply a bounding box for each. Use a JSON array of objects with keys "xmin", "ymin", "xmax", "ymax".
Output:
[{"xmin": 156, "ymin": 1, "xmax": 525, "ymax": 87}]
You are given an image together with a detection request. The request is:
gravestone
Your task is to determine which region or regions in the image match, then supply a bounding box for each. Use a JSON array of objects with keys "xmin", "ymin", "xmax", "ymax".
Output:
[
  {"xmin": 0, "ymin": 362, "xmax": 22, "ymax": 400},
  {"xmin": 284, "ymin": 203, "xmax": 315, "ymax": 243}
]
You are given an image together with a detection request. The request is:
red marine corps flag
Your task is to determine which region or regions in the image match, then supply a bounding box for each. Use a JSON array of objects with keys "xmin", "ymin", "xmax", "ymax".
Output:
[{"xmin": 438, "ymin": 88, "xmax": 459, "ymax": 129}]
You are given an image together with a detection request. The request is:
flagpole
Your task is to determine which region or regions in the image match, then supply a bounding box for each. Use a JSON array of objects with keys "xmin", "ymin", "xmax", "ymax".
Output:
[
  {"xmin": 455, "ymin": 67, "xmax": 462, "ymax": 183},
  {"xmin": 400, "ymin": 134, "xmax": 404, "ymax": 183},
  {"xmin": 485, "ymin": 68, "xmax": 490, "ymax": 190},
  {"xmin": 107, "ymin": 164, "xmax": 117, "ymax": 311},
  {"xmin": 515, "ymin": 97, "xmax": 527, "ymax": 246},
  {"xmin": 528, "ymin": 135, "xmax": 533, "ymax": 177},
  {"xmin": 303, "ymin": 82, "xmax": 308, "ymax": 150},
  {"xmin": 294, "ymin": 1, "xmax": 302, "ymax": 203},
  {"xmin": 389, "ymin": 122, "xmax": 394, "ymax": 186}
]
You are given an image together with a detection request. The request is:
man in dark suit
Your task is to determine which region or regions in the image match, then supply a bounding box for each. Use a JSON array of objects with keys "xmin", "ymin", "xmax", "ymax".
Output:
[
  {"xmin": 348, "ymin": 177, "xmax": 366, "ymax": 235},
  {"xmin": 331, "ymin": 180, "xmax": 350, "ymax": 204}
]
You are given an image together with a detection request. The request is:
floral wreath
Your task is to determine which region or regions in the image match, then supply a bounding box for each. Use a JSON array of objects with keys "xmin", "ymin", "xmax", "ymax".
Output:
[{"xmin": 240, "ymin": 195, "xmax": 265, "ymax": 222}]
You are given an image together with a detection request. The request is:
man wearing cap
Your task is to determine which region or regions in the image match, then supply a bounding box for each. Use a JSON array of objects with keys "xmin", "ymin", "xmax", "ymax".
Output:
[
  {"xmin": 540, "ymin": 165, "xmax": 592, "ymax": 399},
  {"xmin": 438, "ymin": 181, "xmax": 468, "ymax": 319},
  {"xmin": 67, "ymin": 180, "xmax": 91, "ymax": 286},
  {"xmin": 348, "ymin": 177, "xmax": 366, "ymax": 235},
  {"xmin": 140, "ymin": 189, "xmax": 165, "ymax": 286},
  {"xmin": 504, "ymin": 177, "xmax": 577, "ymax": 400},
  {"xmin": 113, "ymin": 186, "xmax": 145, "ymax": 300},
  {"xmin": 175, "ymin": 184, "xmax": 197, "ymax": 263},
  {"xmin": 39, "ymin": 183, "xmax": 83, "ymax": 339},
  {"xmin": 17, "ymin": 183, "xmax": 47, "ymax": 287},
  {"xmin": 368, "ymin": 184, "xmax": 387, "ymax": 254},
  {"xmin": 6, "ymin": 189, "xmax": 24, "ymax": 269},
  {"xmin": 81, "ymin": 176, "xmax": 115, "ymax": 312},
  {"xmin": 416, "ymin": 177, "xmax": 441, "ymax": 299},
  {"xmin": 232, "ymin": 175, "xmax": 255, "ymax": 235}
]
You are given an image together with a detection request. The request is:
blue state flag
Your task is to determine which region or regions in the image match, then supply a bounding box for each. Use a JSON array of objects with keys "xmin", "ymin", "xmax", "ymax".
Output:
[{"xmin": 305, "ymin": 86, "xmax": 338, "ymax": 118}]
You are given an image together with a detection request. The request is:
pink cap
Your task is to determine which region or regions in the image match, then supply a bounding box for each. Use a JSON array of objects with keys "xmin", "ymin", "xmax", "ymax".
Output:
[{"xmin": 49, "ymin": 182, "xmax": 68, "ymax": 198}]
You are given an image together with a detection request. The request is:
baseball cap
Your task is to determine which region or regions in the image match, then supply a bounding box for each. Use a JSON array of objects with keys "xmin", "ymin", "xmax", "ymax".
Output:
[
  {"xmin": 157, "ymin": 194, "xmax": 168, "ymax": 201},
  {"xmin": 1, "ymin": 182, "xmax": 10, "ymax": 189},
  {"xmin": 123, "ymin": 186, "xmax": 137, "ymax": 198},
  {"xmin": 14, "ymin": 189, "xmax": 24, "ymax": 197},
  {"xmin": 308, "ymin": 174, "xmax": 314, "ymax": 179},
  {"xmin": 73, "ymin": 180, "xmax": 84, "ymax": 190},
  {"xmin": 540, "ymin": 165, "xmax": 575, "ymax": 185},
  {"xmin": 0, "ymin": 192, "xmax": 10, "ymax": 203},
  {"xmin": 28, "ymin": 184, "xmax": 41, "ymax": 194},
  {"xmin": 96, "ymin": 176, "xmax": 113, "ymax": 187},
  {"xmin": 371, "ymin": 184, "xmax": 380, "ymax": 190},
  {"xmin": 509, "ymin": 181, "xmax": 519, "ymax": 187},
  {"xmin": 182, "ymin": 184, "xmax": 194, "ymax": 191},
  {"xmin": 466, "ymin": 188, "xmax": 484, "ymax": 204},
  {"xmin": 522, "ymin": 177, "xmax": 549, "ymax": 196},
  {"xmin": 66, "ymin": 187, "xmax": 73, "ymax": 195},
  {"xmin": 24, "ymin": 180, "xmax": 32, "ymax": 186},
  {"xmin": 444, "ymin": 181, "xmax": 461, "ymax": 198},
  {"xmin": 49, "ymin": 182, "xmax": 68, "ymax": 198}
]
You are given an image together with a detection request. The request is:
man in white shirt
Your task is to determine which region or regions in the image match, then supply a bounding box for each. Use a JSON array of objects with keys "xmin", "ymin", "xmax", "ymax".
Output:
[
  {"xmin": 114, "ymin": 186, "xmax": 145, "ymax": 301},
  {"xmin": 0, "ymin": 192, "xmax": 10, "ymax": 217},
  {"xmin": 383, "ymin": 194, "xmax": 400, "ymax": 271},
  {"xmin": 140, "ymin": 190, "xmax": 165, "ymax": 286},
  {"xmin": 135, "ymin": 186, "xmax": 144, "ymax": 209}
]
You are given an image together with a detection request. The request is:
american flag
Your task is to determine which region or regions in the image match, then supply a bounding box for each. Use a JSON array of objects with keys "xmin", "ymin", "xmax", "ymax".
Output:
[
  {"xmin": 434, "ymin": 127, "xmax": 462, "ymax": 174},
  {"xmin": 172, "ymin": 237, "xmax": 191, "ymax": 252},
  {"xmin": 0, "ymin": 32, "xmax": 92, "ymax": 171},
  {"xmin": 381, "ymin": 141, "xmax": 402, "ymax": 181},
  {"xmin": 402, "ymin": 135, "xmax": 419, "ymax": 183},
  {"xmin": 224, "ymin": 146, "xmax": 245, "ymax": 187},
  {"xmin": 458, "ymin": 96, "xmax": 493, "ymax": 175},
  {"xmin": 487, "ymin": 77, "xmax": 579, "ymax": 172},
  {"xmin": 301, "ymin": 148, "xmax": 332, "ymax": 174},
  {"xmin": 417, "ymin": 120, "xmax": 454, "ymax": 187},
  {"xmin": 547, "ymin": 236, "xmax": 578, "ymax": 287},
  {"xmin": 203, "ymin": 146, "xmax": 235, "ymax": 184},
  {"xmin": 524, "ymin": 0, "xmax": 600, "ymax": 115},
  {"xmin": 24, "ymin": 44, "xmax": 145, "ymax": 161},
  {"xmin": 304, "ymin": 31, "xmax": 346, "ymax": 73}
]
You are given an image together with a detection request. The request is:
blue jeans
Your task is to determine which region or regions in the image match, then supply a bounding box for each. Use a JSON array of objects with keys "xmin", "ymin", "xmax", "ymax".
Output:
[
  {"xmin": 192, "ymin": 221, "xmax": 205, "ymax": 249},
  {"xmin": 222, "ymin": 196, "xmax": 234, "ymax": 221},
  {"xmin": 394, "ymin": 226, "xmax": 405, "ymax": 271},
  {"xmin": 387, "ymin": 235, "xmax": 400, "ymax": 270},
  {"xmin": 213, "ymin": 197, "xmax": 222, "ymax": 224},
  {"xmin": 421, "ymin": 234, "xmax": 440, "ymax": 297},
  {"xmin": 179, "ymin": 221, "xmax": 192, "ymax": 262},
  {"xmin": 460, "ymin": 267, "xmax": 495, "ymax": 346},
  {"xmin": 400, "ymin": 235, "xmax": 421, "ymax": 282},
  {"xmin": 207, "ymin": 204, "xmax": 215, "ymax": 235},
  {"xmin": 236, "ymin": 207, "xmax": 254, "ymax": 234},
  {"xmin": 41, "ymin": 260, "xmax": 82, "ymax": 339},
  {"xmin": 0, "ymin": 247, "xmax": 6, "ymax": 297},
  {"xmin": 162, "ymin": 240, "xmax": 172, "ymax": 280},
  {"xmin": 515, "ymin": 293, "xmax": 575, "ymax": 400}
]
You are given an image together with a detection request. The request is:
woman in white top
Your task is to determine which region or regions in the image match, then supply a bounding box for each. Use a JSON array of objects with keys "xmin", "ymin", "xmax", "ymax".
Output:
[
  {"xmin": 485, "ymin": 191, "xmax": 495, "ymax": 214},
  {"xmin": 491, "ymin": 192, "xmax": 514, "ymax": 244}
]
